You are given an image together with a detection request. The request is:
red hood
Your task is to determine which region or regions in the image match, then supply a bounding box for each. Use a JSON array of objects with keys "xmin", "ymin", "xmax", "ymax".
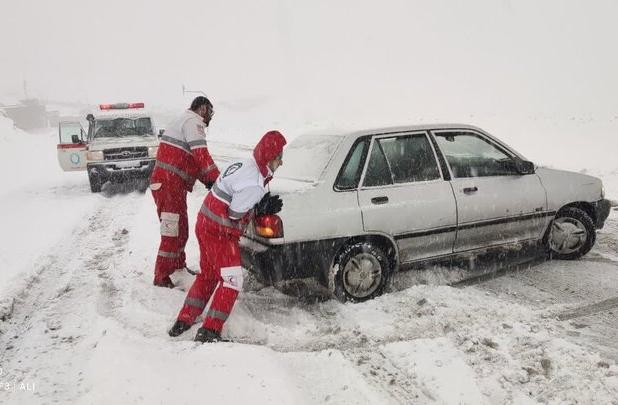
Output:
[{"xmin": 253, "ymin": 130, "xmax": 287, "ymax": 178}]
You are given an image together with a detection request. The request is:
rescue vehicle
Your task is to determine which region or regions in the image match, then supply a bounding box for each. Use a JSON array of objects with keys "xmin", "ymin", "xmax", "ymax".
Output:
[{"xmin": 56, "ymin": 102, "xmax": 160, "ymax": 192}]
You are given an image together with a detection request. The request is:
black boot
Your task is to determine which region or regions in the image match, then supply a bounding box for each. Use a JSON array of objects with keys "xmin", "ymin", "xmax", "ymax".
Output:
[
  {"xmin": 194, "ymin": 327, "xmax": 221, "ymax": 343},
  {"xmin": 154, "ymin": 276, "xmax": 175, "ymax": 289},
  {"xmin": 168, "ymin": 320, "xmax": 191, "ymax": 337}
]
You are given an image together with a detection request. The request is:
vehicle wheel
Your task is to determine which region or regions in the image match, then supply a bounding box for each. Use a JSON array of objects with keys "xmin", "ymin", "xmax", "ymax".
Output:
[
  {"xmin": 334, "ymin": 242, "xmax": 392, "ymax": 302},
  {"xmin": 136, "ymin": 179, "xmax": 150, "ymax": 193},
  {"xmin": 547, "ymin": 207, "xmax": 596, "ymax": 260},
  {"xmin": 88, "ymin": 173, "xmax": 102, "ymax": 193}
]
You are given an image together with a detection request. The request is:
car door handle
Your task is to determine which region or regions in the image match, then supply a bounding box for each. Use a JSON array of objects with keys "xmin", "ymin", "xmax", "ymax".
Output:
[
  {"xmin": 463, "ymin": 186, "xmax": 478, "ymax": 194},
  {"xmin": 371, "ymin": 196, "xmax": 389, "ymax": 205}
]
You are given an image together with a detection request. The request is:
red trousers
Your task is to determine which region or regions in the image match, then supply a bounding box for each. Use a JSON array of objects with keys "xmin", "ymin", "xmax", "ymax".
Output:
[
  {"xmin": 177, "ymin": 215, "xmax": 243, "ymax": 333},
  {"xmin": 151, "ymin": 180, "xmax": 189, "ymax": 284}
]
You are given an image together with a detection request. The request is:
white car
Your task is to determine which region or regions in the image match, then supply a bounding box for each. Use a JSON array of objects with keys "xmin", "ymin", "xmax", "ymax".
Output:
[
  {"xmin": 241, "ymin": 124, "xmax": 611, "ymax": 302},
  {"xmin": 56, "ymin": 103, "xmax": 159, "ymax": 192}
]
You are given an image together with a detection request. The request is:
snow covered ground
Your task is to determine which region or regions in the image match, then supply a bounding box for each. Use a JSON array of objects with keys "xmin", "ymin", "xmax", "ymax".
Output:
[{"xmin": 1, "ymin": 116, "xmax": 617, "ymax": 404}]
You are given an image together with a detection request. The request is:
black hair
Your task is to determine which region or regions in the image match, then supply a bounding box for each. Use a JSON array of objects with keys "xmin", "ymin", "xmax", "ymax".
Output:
[{"xmin": 190, "ymin": 96, "xmax": 213, "ymax": 111}]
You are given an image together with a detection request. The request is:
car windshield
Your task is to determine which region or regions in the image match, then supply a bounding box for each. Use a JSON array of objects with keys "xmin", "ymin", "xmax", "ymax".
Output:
[
  {"xmin": 92, "ymin": 117, "xmax": 153, "ymax": 138},
  {"xmin": 275, "ymin": 134, "xmax": 345, "ymax": 182}
]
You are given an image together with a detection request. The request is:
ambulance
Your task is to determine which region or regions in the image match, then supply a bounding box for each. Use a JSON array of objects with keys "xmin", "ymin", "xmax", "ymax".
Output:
[{"xmin": 56, "ymin": 103, "xmax": 159, "ymax": 192}]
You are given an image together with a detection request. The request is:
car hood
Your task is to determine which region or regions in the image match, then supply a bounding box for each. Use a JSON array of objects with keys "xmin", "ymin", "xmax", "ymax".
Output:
[
  {"xmin": 89, "ymin": 136, "xmax": 159, "ymax": 151},
  {"xmin": 536, "ymin": 167, "xmax": 601, "ymax": 187},
  {"xmin": 535, "ymin": 167, "xmax": 604, "ymax": 203}
]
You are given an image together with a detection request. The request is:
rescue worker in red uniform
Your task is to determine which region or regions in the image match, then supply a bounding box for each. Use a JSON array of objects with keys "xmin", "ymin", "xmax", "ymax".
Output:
[
  {"xmin": 150, "ymin": 97, "xmax": 220, "ymax": 288},
  {"xmin": 168, "ymin": 130, "xmax": 287, "ymax": 342}
]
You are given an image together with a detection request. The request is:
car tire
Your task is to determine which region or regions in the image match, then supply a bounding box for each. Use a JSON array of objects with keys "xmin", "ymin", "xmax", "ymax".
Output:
[
  {"xmin": 88, "ymin": 172, "xmax": 102, "ymax": 193},
  {"xmin": 547, "ymin": 207, "xmax": 596, "ymax": 260},
  {"xmin": 334, "ymin": 242, "xmax": 392, "ymax": 303}
]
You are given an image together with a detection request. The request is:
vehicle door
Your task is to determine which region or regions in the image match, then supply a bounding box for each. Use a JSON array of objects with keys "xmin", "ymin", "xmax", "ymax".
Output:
[
  {"xmin": 357, "ymin": 132, "xmax": 458, "ymax": 263},
  {"xmin": 57, "ymin": 121, "xmax": 88, "ymax": 171},
  {"xmin": 431, "ymin": 129, "xmax": 548, "ymax": 252}
]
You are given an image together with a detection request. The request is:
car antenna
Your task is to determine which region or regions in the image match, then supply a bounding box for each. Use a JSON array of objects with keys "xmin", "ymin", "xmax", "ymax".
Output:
[{"xmin": 181, "ymin": 84, "xmax": 209, "ymax": 98}]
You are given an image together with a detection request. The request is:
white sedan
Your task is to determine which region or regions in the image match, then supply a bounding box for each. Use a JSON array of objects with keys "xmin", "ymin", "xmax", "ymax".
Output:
[{"xmin": 241, "ymin": 124, "xmax": 611, "ymax": 302}]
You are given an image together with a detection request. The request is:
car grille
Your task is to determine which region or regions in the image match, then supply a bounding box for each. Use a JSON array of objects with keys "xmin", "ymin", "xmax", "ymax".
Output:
[{"xmin": 104, "ymin": 147, "xmax": 148, "ymax": 161}]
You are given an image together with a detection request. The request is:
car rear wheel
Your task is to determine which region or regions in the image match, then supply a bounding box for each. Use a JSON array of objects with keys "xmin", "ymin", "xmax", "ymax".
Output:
[
  {"xmin": 334, "ymin": 242, "xmax": 392, "ymax": 302},
  {"xmin": 548, "ymin": 207, "xmax": 596, "ymax": 260}
]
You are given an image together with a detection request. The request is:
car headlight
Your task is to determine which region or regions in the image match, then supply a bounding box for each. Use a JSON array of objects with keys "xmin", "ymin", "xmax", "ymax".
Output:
[
  {"xmin": 148, "ymin": 146, "xmax": 158, "ymax": 157},
  {"xmin": 87, "ymin": 150, "xmax": 104, "ymax": 161}
]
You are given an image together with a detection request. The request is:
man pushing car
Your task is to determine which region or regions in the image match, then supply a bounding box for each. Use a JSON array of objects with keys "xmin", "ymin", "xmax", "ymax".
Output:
[{"xmin": 168, "ymin": 130, "xmax": 287, "ymax": 342}]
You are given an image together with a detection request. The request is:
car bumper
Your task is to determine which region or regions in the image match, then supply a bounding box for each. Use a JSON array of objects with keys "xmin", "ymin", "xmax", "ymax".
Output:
[
  {"xmin": 88, "ymin": 159, "xmax": 155, "ymax": 181},
  {"xmin": 594, "ymin": 198, "xmax": 611, "ymax": 229},
  {"xmin": 240, "ymin": 236, "xmax": 346, "ymax": 285}
]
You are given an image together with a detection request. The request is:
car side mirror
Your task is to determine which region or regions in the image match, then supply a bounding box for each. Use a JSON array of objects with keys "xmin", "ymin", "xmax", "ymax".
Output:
[
  {"xmin": 71, "ymin": 134, "xmax": 81, "ymax": 144},
  {"xmin": 158, "ymin": 129, "xmax": 165, "ymax": 138},
  {"xmin": 515, "ymin": 159, "xmax": 535, "ymax": 175}
]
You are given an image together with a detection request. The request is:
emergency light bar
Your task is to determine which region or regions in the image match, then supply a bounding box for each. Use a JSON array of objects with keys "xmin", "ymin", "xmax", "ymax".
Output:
[{"xmin": 99, "ymin": 102, "xmax": 145, "ymax": 110}]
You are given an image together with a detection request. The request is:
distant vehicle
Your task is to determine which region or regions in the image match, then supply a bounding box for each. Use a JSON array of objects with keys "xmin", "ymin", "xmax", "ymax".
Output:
[
  {"xmin": 56, "ymin": 103, "xmax": 160, "ymax": 192},
  {"xmin": 241, "ymin": 124, "xmax": 611, "ymax": 302}
]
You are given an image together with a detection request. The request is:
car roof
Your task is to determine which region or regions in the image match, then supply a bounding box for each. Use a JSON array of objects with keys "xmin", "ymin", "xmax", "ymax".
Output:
[
  {"xmin": 312, "ymin": 123, "xmax": 525, "ymax": 161},
  {"xmin": 338, "ymin": 123, "xmax": 486, "ymax": 140}
]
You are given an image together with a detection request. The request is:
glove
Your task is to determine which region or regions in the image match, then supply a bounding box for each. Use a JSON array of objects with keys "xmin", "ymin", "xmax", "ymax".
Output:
[
  {"xmin": 204, "ymin": 180, "xmax": 214, "ymax": 190},
  {"xmin": 254, "ymin": 192, "xmax": 283, "ymax": 216}
]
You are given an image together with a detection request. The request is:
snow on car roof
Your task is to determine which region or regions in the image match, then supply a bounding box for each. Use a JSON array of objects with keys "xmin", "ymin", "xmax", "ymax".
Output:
[
  {"xmin": 277, "ymin": 123, "xmax": 527, "ymax": 182},
  {"xmin": 340, "ymin": 123, "xmax": 527, "ymax": 160},
  {"xmin": 297, "ymin": 123, "xmax": 489, "ymax": 142},
  {"xmin": 275, "ymin": 124, "xmax": 489, "ymax": 184},
  {"xmin": 339, "ymin": 123, "xmax": 486, "ymax": 139}
]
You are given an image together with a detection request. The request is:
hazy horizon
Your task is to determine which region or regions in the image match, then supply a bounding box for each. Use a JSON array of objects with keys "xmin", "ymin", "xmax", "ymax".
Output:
[
  {"xmin": 1, "ymin": 1, "xmax": 617, "ymax": 114},
  {"xmin": 1, "ymin": 0, "xmax": 617, "ymax": 172}
]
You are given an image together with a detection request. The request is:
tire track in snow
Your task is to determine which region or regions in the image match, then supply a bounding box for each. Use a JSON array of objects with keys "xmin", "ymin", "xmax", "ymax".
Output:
[
  {"xmin": 475, "ymin": 215, "xmax": 618, "ymax": 362},
  {"xmin": 341, "ymin": 345, "xmax": 436, "ymax": 404},
  {"xmin": 557, "ymin": 296, "xmax": 618, "ymax": 320},
  {"xmin": 0, "ymin": 194, "xmax": 138, "ymax": 404},
  {"xmin": 236, "ymin": 294, "xmax": 438, "ymax": 403}
]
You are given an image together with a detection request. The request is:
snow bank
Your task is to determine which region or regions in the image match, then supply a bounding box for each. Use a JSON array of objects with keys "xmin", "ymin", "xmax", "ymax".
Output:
[
  {"xmin": 0, "ymin": 116, "xmax": 84, "ymax": 195},
  {"xmin": 0, "ymin": 117, "xmax": 96, "ymax": 315}
]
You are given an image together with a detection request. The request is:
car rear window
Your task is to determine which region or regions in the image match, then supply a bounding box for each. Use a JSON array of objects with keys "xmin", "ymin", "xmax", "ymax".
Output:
[{"xmin": 276, "ymin": 134, "xmax": 345, "ymax": 182}]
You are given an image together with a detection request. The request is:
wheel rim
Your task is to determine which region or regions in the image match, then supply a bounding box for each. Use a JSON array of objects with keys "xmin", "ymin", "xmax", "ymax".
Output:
[
  {"xmin": 342, "ymin": 253, "xmax": 382, "ymax": 299},
  {"xmin": 550, "ymin": 217, "xmax": 588, "ymax": 255}
]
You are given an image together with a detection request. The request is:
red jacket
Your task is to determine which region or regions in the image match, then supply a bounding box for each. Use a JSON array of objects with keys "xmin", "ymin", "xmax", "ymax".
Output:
[
  {"xmin": 199, "ymin": 130, "xmax": 287, "ymax": 238},
  {"xmin": 151, "ymin": 110, "xmax": 219, "ymax": 191}
]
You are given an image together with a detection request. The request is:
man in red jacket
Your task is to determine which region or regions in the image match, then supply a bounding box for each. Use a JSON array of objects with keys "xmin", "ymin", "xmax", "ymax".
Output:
[
  {"xmin": 168, "ymin": 130, "xmax": 287, "ymax": 342},
  {"xmin": 150, "ymin": 97, "xmax": 220, "ymax": 288}
]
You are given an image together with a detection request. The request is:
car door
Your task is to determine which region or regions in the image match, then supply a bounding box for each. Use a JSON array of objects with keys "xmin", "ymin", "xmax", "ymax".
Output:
[
  {"xmin": 357, "ymin": 132, "xmax": 458, "ymax": 263},
  {"xmin": 57, "ymin": 121, "xmax": 88, "ymax": 171},
  {"xmin": 431, "ymin": 129, "xmax": 548, "ymax": 252}
]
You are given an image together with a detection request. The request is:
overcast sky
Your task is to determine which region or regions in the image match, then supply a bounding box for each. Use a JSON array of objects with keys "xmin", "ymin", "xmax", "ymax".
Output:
[{"xmin": 1, "ymin": 0, "xmax": 616, "ymax": 117}]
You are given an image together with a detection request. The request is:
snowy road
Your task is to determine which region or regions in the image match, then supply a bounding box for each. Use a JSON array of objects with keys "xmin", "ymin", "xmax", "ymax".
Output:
[
  {"xmin": 1, "ymin": 125, "xmax": 618, "ymax": 404},
  {"xmin": 476, "ymin": 214, "xmax": 618, "ymax": 362}
]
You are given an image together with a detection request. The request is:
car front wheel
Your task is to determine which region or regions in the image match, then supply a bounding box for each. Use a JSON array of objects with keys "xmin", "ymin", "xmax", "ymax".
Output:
[
  {"xmin": 548, "ymin": 207, "xmax": 596, "ymax": 260},
  {"xmin": 334, "ymin": 242, "xmax": 392, "ymax": 302},
  {"xmin": 88, "ymin": 172, "xmax": 103, "ymax": 193}
]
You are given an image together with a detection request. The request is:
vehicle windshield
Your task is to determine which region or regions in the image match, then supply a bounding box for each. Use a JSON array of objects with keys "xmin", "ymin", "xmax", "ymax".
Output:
[
  {"xmin": 92, "ymin": 117, "xmax": 153, "ymax": 138},
  {"xmin": 275, "ymin": 134, "xmax": 345, "ymax": 182}
]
